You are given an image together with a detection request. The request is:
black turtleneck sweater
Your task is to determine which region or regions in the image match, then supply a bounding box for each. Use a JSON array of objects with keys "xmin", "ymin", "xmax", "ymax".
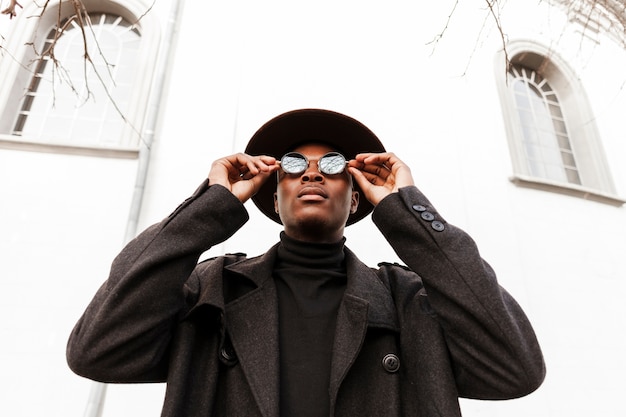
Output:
[{"xmin": 273, "ymin": 232, "xmax": 348, "ymax": 417}]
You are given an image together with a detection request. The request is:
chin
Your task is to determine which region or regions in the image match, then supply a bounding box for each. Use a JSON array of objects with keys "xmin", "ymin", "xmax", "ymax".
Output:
[
  {"xmin": 296, "ymin": 215, "xmax": 329, "ymax": 230},
  {"xmin": 299, "ymin": 213, "xmax": 348, "ymax": 233},
  {"xmin": 285, "ymin": 211, "xmax": 328, "ymax": 230}
]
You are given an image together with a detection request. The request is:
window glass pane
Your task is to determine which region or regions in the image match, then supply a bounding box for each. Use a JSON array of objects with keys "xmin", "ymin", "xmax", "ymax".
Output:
[
  {"xmin": 517, "ymin": 108, "xmax": 535, "ymax": 128},
  {"xmin": 548, "ymin": 103, "xmax": 563, "ymax": 119},
  {"xmin": 565, "ymin": 168, "xmax": 582, "ymax": 184},
  {"xmin": 556, "ymin": 133, "xmax": 571, "ymax": 150},
  {"xmin": 544, "ymin": 163, "xmax": 567, "ymax": 182},
  {"xmin": 525, "ymin": 143, "xmax": 543, "ymax": 162},
  {"xmin": 553, "ymin": 119, "xmax": 567, "ymax": 135},
  {"xmin": 528, "ymin": 83, "xmax": 542, "ymax": 99},
  {"xmin": 561, "ymin": 151, "xmax": 576, "ymax": 168},
  {"xmin": 535, "ymin": 113, "xmax": 554, "ymax": 133}
]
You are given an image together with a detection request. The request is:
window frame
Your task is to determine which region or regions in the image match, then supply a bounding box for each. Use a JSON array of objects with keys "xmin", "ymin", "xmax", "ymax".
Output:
[{"xmin": 494, "ymin": 40, "xmax": 625, "ymax": 206}]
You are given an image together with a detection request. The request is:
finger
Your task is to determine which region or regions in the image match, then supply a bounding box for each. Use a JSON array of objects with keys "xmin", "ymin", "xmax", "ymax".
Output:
[
  {"xmin": 358, "ymin": 152, "xmax": 397, "ymax": 168},
  {"xmin": 247, "ymin": 155, "xmax": 277, "ymax": 172},
  {"xmin": 350, "ymin": 160, "xmax": 392, "ymax": 182},
  {"xmin": 354, "ymin": 153, "xmax": 395, "ymax": 172},
  {"xmin": 348, "ymin": 166, "xmax": 370, "ymax": 190},
  {"xmin": 258, "ymin": 155, "xmax": 278, "ymax": 166},
  {"xmin": 365, "ymin": 163, "xmax": 392, "ymax": 179},
  {"xmin": 356, "ymin": 151, "xmax": 400, "ymax": 165},
  {"xmin": 350, "ymin": 166, "xmax": 386, "ymax": 187},
  {"xmin": 348, "ymin": 167, "xmax": 392, "ymax": 206},
  {"xmin": 354, "ymin": 152, "xmax": 391, "ymax": 163},
  {"xmin": 236, "ymin": 154, "xmax": 278, "ymax": 179}
]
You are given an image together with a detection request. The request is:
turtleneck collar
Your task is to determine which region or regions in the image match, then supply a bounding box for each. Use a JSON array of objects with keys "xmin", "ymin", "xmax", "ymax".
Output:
[
  {"xmin": 276, "ymin": 231, "xmax": 346, "ymax": 270},
  {"xmin": 274, "ymin": 231, "xmax": 347, "ymax": 318}
]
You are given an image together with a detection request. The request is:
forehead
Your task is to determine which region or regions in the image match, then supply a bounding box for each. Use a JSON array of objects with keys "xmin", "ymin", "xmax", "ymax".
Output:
[{"xmin": 291, "ymin": 142, "xmax": 337, "ymax": 156}]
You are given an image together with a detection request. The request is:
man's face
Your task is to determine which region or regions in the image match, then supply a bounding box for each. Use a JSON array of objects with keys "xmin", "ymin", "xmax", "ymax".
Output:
[{"xmin": 274, "ymin": 142, "xmax": 359, "ymax": 242}]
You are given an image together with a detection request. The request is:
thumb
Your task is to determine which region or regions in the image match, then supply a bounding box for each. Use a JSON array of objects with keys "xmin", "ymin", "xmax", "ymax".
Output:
[
  {"xmin": 233, "ymin": 169, "xmax": 274, "ymax": 203},
  {"xmin": 349, "ymin": 167, "xmax": 376, "ymax": 201},
  {"xmin": 348, "ymin": 166, "xmax": 389, "ymax": 206},
  {"xmin": 349, "ymin": 167, "xmax": 369, "ymax": 191}
]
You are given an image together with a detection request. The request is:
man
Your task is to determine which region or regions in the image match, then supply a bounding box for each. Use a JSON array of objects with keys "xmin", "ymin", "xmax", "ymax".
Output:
[{"xmin": 67, "ymin": 109, "xmax": 545, "ymax": 417}]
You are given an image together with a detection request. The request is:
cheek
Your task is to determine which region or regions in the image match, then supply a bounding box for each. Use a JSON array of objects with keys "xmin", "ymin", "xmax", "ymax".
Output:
[
  {"xmin": 274, "ymin": 185, "xmax": 292, "ymax": 212},
  {"xmin": 334, "ymin": 184, "xmax": 355, "ymax": 209}
]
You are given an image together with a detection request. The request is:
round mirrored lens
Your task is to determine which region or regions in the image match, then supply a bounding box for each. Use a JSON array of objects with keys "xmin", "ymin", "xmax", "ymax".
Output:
[
  {"xmin": 319, "ymin": 153, "xmax": 346, "ymax": 175},
  {"xmin": 281, "ymin": 153, "xmax": 308, "ymax": 174}
]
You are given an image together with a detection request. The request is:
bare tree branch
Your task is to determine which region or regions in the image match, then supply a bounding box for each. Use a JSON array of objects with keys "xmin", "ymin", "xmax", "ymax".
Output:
[
  {"xmin": 426, "ymin": 0, "xmax": 460, "ymax": 54},
  {"xmin": 1, "ymin": 0, "xmax": 22, "ymax": 19},
  {"xmin": 485, "ymin": 0, "xmax": 509, "ymax": 65}
]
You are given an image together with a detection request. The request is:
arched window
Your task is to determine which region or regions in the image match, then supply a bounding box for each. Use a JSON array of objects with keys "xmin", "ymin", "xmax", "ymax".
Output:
[
  {"xmin": 495, "ymin": 41, "xmax": 623, "ymax": 205},
  {"xmin": 0, "ymin": 0, "xmax": 159, "ymax": 157},
  {"xmin": 509, "ymin": 64, "xmax": 581, "ymax": 185},
  {"xmin": 12, "ymin": 13, "xmax": 141, "ymax": 148}
]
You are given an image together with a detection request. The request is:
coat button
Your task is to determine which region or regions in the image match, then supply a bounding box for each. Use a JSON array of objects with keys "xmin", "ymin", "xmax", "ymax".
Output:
[
  {"xmin": 420, "ymin": 211, "xmax": 435, "ymax": 221},
  {"xmin": 220, "ymin": 345, "xmax": 238, "ymax": 366},
  {"xmin": 431, "ymin": 221, "xmax": 445, "ymax": 232},
  {"xmin": 412, "ymin": 204, "xmax": 427, "ymax": 212},
  {"xmin": 382, "ymin": 353, "xmax": 400, "ymax": 373}
]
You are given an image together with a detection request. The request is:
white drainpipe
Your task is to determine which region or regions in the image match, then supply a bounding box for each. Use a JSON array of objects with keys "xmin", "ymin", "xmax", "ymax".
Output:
[{"xmin": 82, "ymin": 0, "xmax": 185, "ymax": 415}]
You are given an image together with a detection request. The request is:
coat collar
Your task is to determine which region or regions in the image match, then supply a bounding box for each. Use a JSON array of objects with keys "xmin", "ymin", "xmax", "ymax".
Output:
[
  {"xmin": 222, "ymin": 244, "xmax": 398, "ymax": 331},
  {"xmin": 224, "ymin": 243, "xmax": 278, "ymax": 288},
  {"xmin": 343, "ymin": 246, "xmax": 398, "ymax": 331}
]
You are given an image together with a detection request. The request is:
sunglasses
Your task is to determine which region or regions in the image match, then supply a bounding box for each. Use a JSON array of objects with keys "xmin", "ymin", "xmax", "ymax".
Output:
[{"xmin": 279, "ymin": 151, "xmax": 349, "ymax": 175}]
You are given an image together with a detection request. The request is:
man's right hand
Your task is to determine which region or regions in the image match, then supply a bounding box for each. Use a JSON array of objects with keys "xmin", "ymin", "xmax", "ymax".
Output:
[{"xmin": 208, "ymin": 153, "xmax": 279, "ymax": 203}]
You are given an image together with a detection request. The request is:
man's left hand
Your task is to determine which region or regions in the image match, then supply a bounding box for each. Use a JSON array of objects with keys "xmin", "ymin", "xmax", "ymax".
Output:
[{"xmin": 348, "ymin": 152, "xmax": 415, "ymax": 206}]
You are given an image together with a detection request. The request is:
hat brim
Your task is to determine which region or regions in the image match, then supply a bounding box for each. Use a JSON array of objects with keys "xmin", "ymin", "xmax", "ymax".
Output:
[{"xmin": 245, "ymin": 109, "xmax": 385, "ymax": 226}]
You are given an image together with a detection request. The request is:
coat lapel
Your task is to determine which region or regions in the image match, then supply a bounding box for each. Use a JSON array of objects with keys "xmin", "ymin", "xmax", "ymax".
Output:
[
  {"xmin": 223, "ymin": 247, "xmax": 280, "ymax": 417},
  {"xmin": 329, "ymin": 248, "xmax": 399, "ymax": 406}
]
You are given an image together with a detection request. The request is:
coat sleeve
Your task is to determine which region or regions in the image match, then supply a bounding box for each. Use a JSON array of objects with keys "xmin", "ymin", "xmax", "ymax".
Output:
[
  {"xmin": 66, "ymin": 182, "xmax": 249, "ymax": 383},
  {"xmin": 372, "ymin": 186, "xmax": 545, "ymax": 400}
]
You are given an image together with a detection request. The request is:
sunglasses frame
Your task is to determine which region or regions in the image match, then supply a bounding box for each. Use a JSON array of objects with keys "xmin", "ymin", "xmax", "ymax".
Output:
[{"xmin": 278, "ymin": 151, "xmax": 349, "ymax": 176}]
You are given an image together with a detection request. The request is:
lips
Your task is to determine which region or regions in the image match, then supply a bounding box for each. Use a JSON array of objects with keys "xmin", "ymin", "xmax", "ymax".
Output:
[{"xmin": 298, "ymin": 186, "xmax": 327, "ymax": 198}]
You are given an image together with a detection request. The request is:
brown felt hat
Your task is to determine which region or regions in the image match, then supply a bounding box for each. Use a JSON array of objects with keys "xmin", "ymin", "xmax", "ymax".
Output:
[{"xmin": 245, "ymin": 108, "xmax": 385, "ymax": 225}]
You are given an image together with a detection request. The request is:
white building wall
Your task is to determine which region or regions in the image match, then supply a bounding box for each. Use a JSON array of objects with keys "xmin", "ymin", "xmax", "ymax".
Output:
[{"xmin": 1, "ymin": 0, "xmax": 624, "ymax": 416}]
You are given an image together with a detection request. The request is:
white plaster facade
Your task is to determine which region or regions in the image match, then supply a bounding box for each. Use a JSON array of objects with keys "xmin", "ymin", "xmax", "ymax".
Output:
[{"xmin": 1, "ymin": 1, "xmax": 625, "ymax": 416}]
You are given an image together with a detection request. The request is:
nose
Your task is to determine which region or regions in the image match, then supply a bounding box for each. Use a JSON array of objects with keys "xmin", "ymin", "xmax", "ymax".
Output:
[{"xmin": 301, "ymin": 161, "xmax": 324, "ymax": 183}]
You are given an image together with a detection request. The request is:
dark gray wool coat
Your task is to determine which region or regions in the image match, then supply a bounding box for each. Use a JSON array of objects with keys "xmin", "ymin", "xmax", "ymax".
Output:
[{"xmin": 67, "ymin": 182, "xmax": 545, "ymax": 417}]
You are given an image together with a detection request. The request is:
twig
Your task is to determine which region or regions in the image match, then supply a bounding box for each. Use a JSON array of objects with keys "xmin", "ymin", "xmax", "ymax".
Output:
[
  {"xmin": 426, "ymin": 0, "xmax": 460, "ymax": 55},
  {"xmin": 1, "ymin": 0, "xmax": 22, "ymax": 19}
]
